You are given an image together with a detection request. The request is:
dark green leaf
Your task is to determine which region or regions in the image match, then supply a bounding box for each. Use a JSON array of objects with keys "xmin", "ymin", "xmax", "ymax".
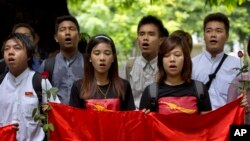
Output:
[
  {"xmin": 43, "ymin": 124, "xmax": 49, "ymax": 132},
  {"xmin": 47, "ymin": 91, "xmax": 51, "ymax": 99},
  {"xmin": 32, "ymin": 108, "xmax": 38, "ymax": 117},
  {"xmin": 34, "ymin": 114, "xmax": 41, "ymax": 122},
  {"xmin": 39, "ymin": 115, "xmax": 46, "ymax": 121},
  {"xmin": 50, "ymin": 87, "xmax": 58, "ymax": 93}
]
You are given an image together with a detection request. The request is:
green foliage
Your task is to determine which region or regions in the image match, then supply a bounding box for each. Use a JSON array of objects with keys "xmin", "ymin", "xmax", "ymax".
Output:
[
  {"xmin": 206, "ymin": 0, "xmax": 246, "ymax": 11},
  {"xmin": 43, "ymin": 123, "xmax": 55, "ymax": 132},
  {"xmin": 32, "ymin": 107, "xmax": 37, "ymax": 118},
  {"xmin": 47, "ymin": 87, "xmax": 58, "ymax": 100},
  {"xmin": 68, "ymin": 0, "xmax": 250, "ymax": 65}
]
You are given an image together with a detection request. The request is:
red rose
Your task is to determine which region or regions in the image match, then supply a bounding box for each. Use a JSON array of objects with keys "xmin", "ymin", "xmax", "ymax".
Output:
[
  {"xmin": 238, "ymin": 50, "xmax": 244, "ymax": 58},
  {"xmin": 41, "ymin": 71, "xmax": 49, "ymax": 79}
]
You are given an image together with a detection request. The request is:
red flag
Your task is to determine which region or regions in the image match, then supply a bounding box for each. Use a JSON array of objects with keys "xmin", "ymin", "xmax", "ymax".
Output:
[
  {"xmin": 49, "ymin": 105, "xmax": 151, "ymax": 141},
  {"xmin": 49, "ymin": 98, "xmax": 244, "ymax": 141},
  {"xmin": 148, "ymin": 98, "xmax": 244, "ymax": 141},
  {"xmin": 0, "ymin": 124, "xmax": 17, "ymax": 141}
]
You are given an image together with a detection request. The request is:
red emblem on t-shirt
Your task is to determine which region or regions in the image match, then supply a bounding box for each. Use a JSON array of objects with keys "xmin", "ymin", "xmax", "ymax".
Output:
[{"xmin": 25, "ymin": 92, "xmax": 33, "ymax": 96}]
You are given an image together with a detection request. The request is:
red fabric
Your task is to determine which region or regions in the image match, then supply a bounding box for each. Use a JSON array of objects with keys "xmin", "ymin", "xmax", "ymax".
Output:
[
  {"xmin": 49, "ymin": 98, "xmax": 244, "ymax": 141},
  {"xmin": 0, "ymin": 124, "xmax": 17, "ymax": 141}
]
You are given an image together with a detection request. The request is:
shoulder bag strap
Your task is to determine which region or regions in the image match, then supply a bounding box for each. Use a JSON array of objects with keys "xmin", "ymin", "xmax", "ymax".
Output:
[{"xmin": 205, "ymin": 54, "xmax": 228, "ymax": 89}]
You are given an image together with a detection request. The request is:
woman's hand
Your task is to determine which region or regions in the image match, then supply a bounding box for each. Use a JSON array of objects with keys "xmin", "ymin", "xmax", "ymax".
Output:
[
  {"xmin": 12, "ymin": 123, "xmax": 19, "ymax": 131},
  {"xmin": 142, "ymin": 108, "xmax": 150, "ymax": 114}
]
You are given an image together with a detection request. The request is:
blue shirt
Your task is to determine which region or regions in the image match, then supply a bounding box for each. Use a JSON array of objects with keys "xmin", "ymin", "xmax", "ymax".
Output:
[
  {"xmin": 192, "ymin": 51, "xmax": 240, "ymax": 110},
  {"xmin": 39, "ymin": 51, "xmax": 84, "ymax": 105},
  {"xmin": 32, "ymin": 56, "xmax": 42, "ymax": 72}
]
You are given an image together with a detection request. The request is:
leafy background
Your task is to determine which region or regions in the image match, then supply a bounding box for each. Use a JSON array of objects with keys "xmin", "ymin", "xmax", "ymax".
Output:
[{"xmin": 68, "ymin": 0, "xmax": 250, "ymax": 66}]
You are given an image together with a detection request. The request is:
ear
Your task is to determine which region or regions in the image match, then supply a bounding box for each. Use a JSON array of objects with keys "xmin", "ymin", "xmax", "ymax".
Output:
[
  {"xmin": 226, "ymin": 34, "xmax": 229, "ymax": 41},
  {"xmin": 54, "ymin": 34, "xmax": 58, "ymax": 42},
  {"xmin": 159, "ymin": 37, "xmax": 164, "ymax": 46},
  {"xmin": 89, "ymin": 59, "xmax": 92, "ymax": 62},
  {"xmin": 34, "ymin": 33, "xmax": 40, "ymax": 45}
]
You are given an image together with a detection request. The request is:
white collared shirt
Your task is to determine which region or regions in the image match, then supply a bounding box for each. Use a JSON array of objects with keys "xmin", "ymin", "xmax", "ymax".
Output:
[
  {"xmin": 192, "ymin": 50, "xmax": 240, "ymax": 110},
  {"xmin": 120, "ymin": 56, "xmax": 158, "ymax": 109},
  {"xmin": 0, "ymin": 68, "xmax": 59, "ymax": 141}
]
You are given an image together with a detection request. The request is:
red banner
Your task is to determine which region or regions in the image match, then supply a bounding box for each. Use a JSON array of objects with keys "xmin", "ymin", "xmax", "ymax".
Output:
[
  {"xmin": 49, "ymin": 98, "xmax": 244, "ymax": 141},
  {"xmin": 0, "ymin": 124, "xmax": 17, "ymax": 141}
]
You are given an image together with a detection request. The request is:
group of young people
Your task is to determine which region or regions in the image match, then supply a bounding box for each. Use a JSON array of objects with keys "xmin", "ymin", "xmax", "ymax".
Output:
[{"xmin": 0, "ymin": 11, "xmax": 249, "ymax": 141}]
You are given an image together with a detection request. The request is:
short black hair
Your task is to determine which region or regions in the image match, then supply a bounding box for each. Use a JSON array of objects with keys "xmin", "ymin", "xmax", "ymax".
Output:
[
  {"xmin": 12, "ymin": 23, "xmax": 36, "ymax": 39},
  {"xmin": 203, "ymin": 12, "xmax": 230, "ymax": 35},
  {"xmin": 137, "ymin": 15, "xmax": 168, "ymax": 37},
  {"xmin": 2, "ymin": 33, "xmax": 34, "ymax": 69},
  {"xmin": 55, "ymin": 15, "xmax": 80, "ymax": 33},
  {"xmin": 158, "ymin": 34, "xmax": 192, "ymax": 83}
]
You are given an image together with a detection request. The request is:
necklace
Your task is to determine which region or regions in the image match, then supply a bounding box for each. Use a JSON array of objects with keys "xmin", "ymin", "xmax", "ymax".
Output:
[{"xmin": 98, "ymin": 82, "xmax": 111, "ymax": 98}]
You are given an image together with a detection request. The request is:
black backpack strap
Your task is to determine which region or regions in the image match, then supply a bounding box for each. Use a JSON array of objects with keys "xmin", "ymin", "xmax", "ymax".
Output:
[
  {"xmin": 194, "ymin": 80, "xmax": 204, "ymax": 99},
  {"xmin": 194, "ymin": 80, "xmax": 205, "ymax": 113},
  {"xmin": 32, "ymin": 72, "xmax": 43, "ymax": 113},
  {"xmin": 149, "ymin": 82, "xmax": 158, "ymax": 111},
  {"xmin": 205, "ymin": 54, "xmax": 228, "ymax": 89},
  {"xmin": 44, "ymin": 56, "xmax": 55, "ymax": 84}
]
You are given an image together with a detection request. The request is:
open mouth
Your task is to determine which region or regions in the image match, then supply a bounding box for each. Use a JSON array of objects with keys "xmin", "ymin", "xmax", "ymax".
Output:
[
  {"xmin": 169, "ymin": 65, "xmax": 177, "ymax": 69},
  {"xmin": 99, "ymin": 63, "xmax": 106, "ymax": 67},
  {"xmin": 209, "ymin": 40, "xmax": 218, "ymax": 45},
  {"xmin": 8, "ymin": 58, "xmax": 15, "ymax": 63},
  {"xmin": 142, "ymin": 43, "xmax": 149, "ymax": 49},
  {"xmin": 65, "ymin": 38, "xmax": 72, "ymax": 44}
]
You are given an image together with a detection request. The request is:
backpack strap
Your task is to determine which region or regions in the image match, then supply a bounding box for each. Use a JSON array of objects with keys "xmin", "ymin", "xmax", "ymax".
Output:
[
  {"xmin": 194, "ymin": 80, "xmax": 205, "ymax": 113},
  {"xmin": 32, "ymin": 72, "xmax": 44, "ymax": 114},
  {"xmin": 44, "ymin": 56, "xmax": 55, "ymax": 84},
  {"xmin": 32, "ymin": 72, "xmax": 42, "ymax": 106},
  {"xmin": 194, "ymin": 80, "xmax": 204, "ymax": 99},
  {"xmin": 149, "ymin": 82, "xmax": 158, "ymax": 111},
  {"xmin": 125, "ymin": 58, "xmax": 135, "ymax": 80}
]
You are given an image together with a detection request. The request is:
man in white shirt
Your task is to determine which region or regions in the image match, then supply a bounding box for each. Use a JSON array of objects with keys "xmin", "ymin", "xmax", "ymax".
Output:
[
  {"xmin": 0, "ymin": 33, "xmax": 59, "ymax": 141},
  {"xmin": 120, "ymin": 15, "xmax": 168, "ymax": 109},
  {"xmin": 192, "ymin": 12, "xmax": 240, "ymax": 110}
]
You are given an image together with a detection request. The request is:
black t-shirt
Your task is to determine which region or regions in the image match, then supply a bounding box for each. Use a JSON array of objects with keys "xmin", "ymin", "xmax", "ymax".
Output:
[
  {"xmin": 139, "ymin": 80, "xmax": 211, "ymax": 114},
  {"xmin": 69, "ymin": 78, "xmax": 135, "ymax": 111}
]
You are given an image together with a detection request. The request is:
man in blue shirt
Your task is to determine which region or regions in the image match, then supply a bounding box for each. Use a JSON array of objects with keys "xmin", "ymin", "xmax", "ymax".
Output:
[{"xmin": 39, "ymin": 15, "xmax": 84, "ymax": 105}]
